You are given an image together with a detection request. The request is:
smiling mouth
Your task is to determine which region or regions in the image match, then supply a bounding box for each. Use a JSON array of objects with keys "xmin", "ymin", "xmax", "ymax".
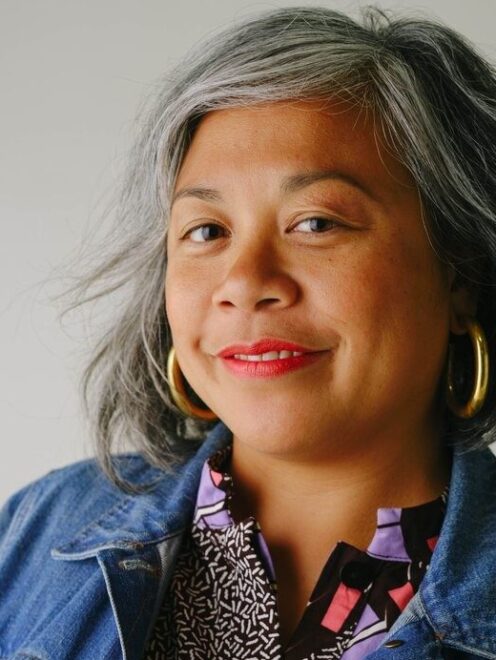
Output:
[
  {"xmin": 217, "ymin": 338, "xmax": 327, "ymax": 358},
  {"xmin": 231, "ymin": 349, "xmax": 305, "ymax": 361},
  {"xmin": 219, "ymin": 349, "xmax": 330, "ymax": 378}
]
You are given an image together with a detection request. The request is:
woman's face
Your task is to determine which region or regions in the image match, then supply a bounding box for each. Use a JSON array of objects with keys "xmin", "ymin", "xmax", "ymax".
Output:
[{"xmin": 165, "ymin": 100, "xmax": 470, "ymax": 459}]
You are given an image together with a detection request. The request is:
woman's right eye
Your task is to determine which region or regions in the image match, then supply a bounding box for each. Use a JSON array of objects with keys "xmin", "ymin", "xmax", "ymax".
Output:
[{"xmin": 182, "ymin": 223, "xmax": 226, "ymax": 243}]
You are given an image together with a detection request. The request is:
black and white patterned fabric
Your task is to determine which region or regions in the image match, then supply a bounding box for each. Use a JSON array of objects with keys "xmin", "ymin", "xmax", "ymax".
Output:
[{"xmin": 146, "ymin": 517, "xmax": 284, "ymax": 659}]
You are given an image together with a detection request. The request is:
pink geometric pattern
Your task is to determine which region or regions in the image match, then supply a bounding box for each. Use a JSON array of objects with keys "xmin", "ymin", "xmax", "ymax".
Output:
[
  {"xmin": 211, "ymin": 470, "xmax": 223, "ymax": 487},
  {"xmin": 321, "ymin": 583, "xmax": 362, "ymax": 632},
  {"xmin": 427, "ymin": 535, "xmax": 439, "ymax": 551},
  {"xmin": 388, "ymin": 581, "xmax": 415, "ymax": 611}
]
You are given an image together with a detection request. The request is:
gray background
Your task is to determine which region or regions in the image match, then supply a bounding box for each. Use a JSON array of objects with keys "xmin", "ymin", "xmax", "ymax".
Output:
[{"xmin": 2, "ymin": 0, "xmax": 495, "ymax": 503}]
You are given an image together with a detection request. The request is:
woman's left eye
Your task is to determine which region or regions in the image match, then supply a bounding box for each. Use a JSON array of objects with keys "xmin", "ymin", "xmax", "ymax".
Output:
[{"xmin": 292, "ymin": 217, "xmax": 342, "ymax": 233}]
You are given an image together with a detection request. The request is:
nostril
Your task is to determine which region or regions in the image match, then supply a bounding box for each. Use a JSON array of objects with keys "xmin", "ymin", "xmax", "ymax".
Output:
[
  {"xmin": 256, "ymin": 297, "xmax": 282, "ymax": 308},
  {"xmin": 211, "ymin": 267, "xmax": 299, "ymax": 312}
]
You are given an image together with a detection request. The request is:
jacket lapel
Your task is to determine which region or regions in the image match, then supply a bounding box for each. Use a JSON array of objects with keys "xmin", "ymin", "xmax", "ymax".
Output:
[
  {"xmin": 419, "ymin": 441, "xmax": 496, "ymax": 658},
  {"xmin": 370, "ymin": 442, "xmax": 496, "ymax": 659},
  {"xmin": 94, "ymin": 533, "xmax": 185, "ymax": 660},
  {"xmin": 50, "ymin": 421, "xmax": 233, "ymax": 660}
]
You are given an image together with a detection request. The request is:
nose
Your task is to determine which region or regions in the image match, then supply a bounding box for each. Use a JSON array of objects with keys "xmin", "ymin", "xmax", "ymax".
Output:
[{"xmin": 211, "ymin": 238, "xmax": 299, "ymax": 312}]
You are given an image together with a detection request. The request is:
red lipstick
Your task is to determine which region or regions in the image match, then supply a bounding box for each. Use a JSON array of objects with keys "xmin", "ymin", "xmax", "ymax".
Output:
[
  {"xmin": 217, "ymin": 338, "xmax": 329, "ymax": 378},
  {"xmin": 217, "ymin": 338, "xmax": 319, "ymax": 357}
]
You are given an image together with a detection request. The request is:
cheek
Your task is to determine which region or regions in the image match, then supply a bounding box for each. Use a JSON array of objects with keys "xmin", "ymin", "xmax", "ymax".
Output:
[
  {"xmin": 326, "ymin": 240, "xmax": 447, "ymax": 344},
  {"xmin": 318, "ymin": 250, "xmax": 399, "ymax": 323},
  {"xmin": 165, "ymin": 260, "xmax": 210, "ymax": 343},
  {"xmin": 165, "ymin": 263, "xmax": 190, "ymax": 337}
]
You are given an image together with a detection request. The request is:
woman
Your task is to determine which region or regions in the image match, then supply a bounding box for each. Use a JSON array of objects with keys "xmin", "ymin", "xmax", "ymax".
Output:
[{"xmin": 1, "ymin": 5, "xmax": 496, "ymax": 659}]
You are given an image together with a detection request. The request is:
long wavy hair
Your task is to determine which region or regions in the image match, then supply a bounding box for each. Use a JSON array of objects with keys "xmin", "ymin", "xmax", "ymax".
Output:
[{"xmin": 57, "ymin": 5, "xmax": 496, "ymax": 493}]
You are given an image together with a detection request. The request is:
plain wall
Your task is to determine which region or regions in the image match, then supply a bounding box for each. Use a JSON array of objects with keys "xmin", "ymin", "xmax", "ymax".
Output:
[{"xmin": 2, "ymin": 0, "xmax": 496, "ymax": 503}]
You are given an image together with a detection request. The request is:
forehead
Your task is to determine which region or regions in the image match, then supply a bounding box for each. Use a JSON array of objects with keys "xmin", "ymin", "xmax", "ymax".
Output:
[{"xmin": 175, "ymin": 99, "xmax": 415, "ymax": 196}]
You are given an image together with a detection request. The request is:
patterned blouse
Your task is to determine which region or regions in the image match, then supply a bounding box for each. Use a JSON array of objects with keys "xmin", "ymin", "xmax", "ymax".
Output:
[{"xmin": 144, "ymin": 441, "xmax": 449, "ymax": 659}]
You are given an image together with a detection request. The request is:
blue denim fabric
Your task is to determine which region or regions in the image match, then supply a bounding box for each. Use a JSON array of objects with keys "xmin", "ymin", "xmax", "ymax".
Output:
[{"xmin": 1, "ymin": 420, "xmax": 495, "ymax": 660}]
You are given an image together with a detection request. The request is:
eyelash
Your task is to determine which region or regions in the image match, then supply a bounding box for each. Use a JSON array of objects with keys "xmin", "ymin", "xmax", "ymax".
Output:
[{"xmin": 181, "ymin": 216, "xmax": 343, "ymax": 243}]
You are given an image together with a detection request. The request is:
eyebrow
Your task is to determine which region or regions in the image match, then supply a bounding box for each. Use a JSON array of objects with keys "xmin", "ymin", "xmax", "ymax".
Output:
[{"xmin": 170, "ymin": 169, "xmax": 377, "ymax": 208}]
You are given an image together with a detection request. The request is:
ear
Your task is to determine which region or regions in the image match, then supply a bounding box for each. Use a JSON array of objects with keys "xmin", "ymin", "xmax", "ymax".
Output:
[{"xmin": 448, "ymin": 267, "xmax": 479, "ymax": 335}]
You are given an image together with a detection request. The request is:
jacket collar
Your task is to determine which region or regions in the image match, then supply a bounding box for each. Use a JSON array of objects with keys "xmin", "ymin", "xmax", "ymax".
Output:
[
  {"xmin": 51, "ymin": 421, "xmax": 233, "ymax": 560},
  {"xmin": 418, "ymin": 439, "xmax": 496, "ymax": 657},
  {"xmin": 52, "ymin": 423, "xmax": 496, "ymax": 655}
]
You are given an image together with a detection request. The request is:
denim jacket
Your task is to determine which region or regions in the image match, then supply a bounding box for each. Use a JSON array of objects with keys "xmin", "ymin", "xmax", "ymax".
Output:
[{"xmin": 1, "ymin": 421, "xmax": 496, "ymax": 660}]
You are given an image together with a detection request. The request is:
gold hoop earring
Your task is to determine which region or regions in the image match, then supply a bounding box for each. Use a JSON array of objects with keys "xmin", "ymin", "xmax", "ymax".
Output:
[
  {"xmin": 446, "ymin": 316, "xmax": 490, "ymax": 419},
  {"xmin": 166, "ymin": 346, "xmax": 218, "ymax": 421}
]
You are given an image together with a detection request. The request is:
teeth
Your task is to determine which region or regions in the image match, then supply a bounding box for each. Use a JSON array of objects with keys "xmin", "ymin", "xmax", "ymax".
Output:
[{"xmin": 233, "ymin": 350, "xmax": 304, "ymax": 361}]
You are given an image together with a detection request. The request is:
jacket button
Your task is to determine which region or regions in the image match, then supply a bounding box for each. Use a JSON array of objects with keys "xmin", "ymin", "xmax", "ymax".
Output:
[
  {"xmin": 384, "ymin": 639, "xmax": 405, "ymax": 648},
  {"xmin": 339, "ymin": 561, "xmax": 375, "ymax": 590}
]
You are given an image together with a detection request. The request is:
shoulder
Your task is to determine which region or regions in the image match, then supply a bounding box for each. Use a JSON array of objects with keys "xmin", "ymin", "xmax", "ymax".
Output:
[
  {"xmin": 0, "ymin": 453, "xmax": 174, "ymax": 656},
  {"xmin": 2, "ymin": 451, "xmax": 155, "ymax": 504}
]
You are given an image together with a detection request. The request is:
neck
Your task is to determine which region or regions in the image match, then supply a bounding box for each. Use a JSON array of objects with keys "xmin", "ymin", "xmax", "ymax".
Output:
[{"xmin": 228, "ymin": 416, "xmax": 452, "ymax": 551}]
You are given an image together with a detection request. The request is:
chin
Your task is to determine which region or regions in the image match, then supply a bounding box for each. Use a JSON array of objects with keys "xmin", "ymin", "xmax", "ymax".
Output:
[{"xmin": 227, "ymin": 417, "xmax": 311, "ymax": 455}]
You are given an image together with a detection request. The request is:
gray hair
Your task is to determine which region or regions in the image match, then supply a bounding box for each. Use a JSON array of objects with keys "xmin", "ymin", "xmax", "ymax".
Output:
[{"xmin": 58, "ymin": 5, "xmax": 496, "ymax": 493}]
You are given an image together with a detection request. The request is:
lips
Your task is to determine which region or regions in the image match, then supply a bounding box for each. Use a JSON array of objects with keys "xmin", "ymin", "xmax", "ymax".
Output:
[{"xmin": 217, "ymin": 338, "xmax": 322, "ymax": 358}]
